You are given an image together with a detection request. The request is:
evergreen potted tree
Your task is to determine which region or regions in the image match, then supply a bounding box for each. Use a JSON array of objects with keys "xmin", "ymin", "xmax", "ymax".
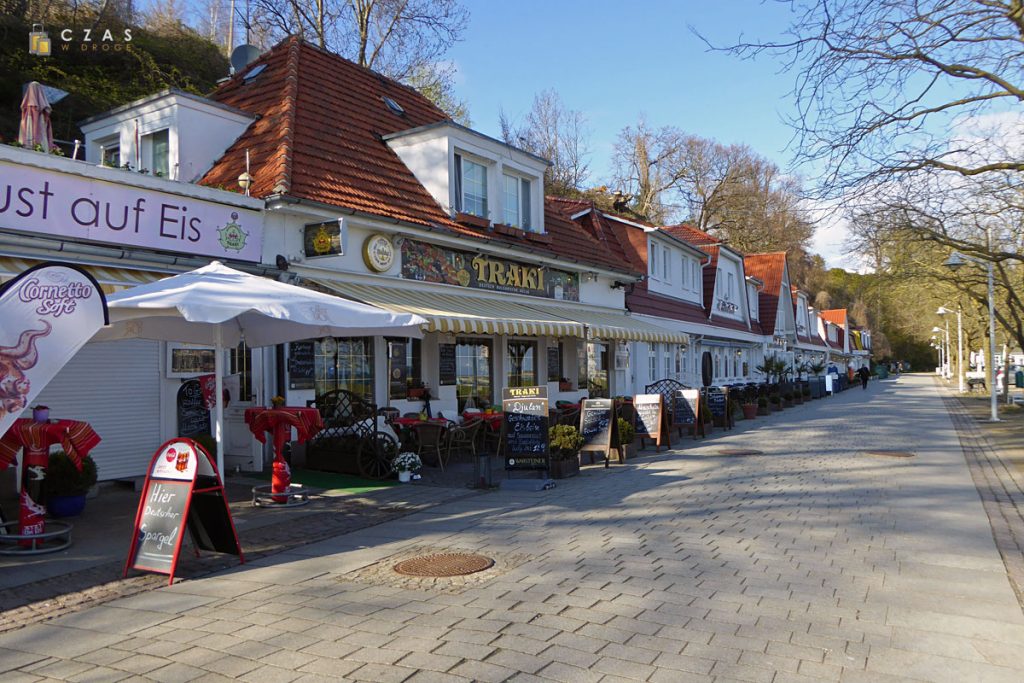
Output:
[
  {"xmin": 769, "ymin": 394, "xmax": 782, "ymax": 411},
  {"xmin": 617, "ymin": 417, "xmax": 636, "ymax": 459},
  {"xmin": 757, "ymin": 396, "xmax": 770, "ymax": 416},
  {"xmin": 782, "ymin": 391, "xmax": 794, "ymax": 407},
  {"xmin": 740, "ymin": 387, "xmax": 759, "ymax": 420},
  {"xmin": 44, "ymin": 451, "xmax": 98, "ymax": 517},
  {"xmin": 548, "ymin": 425, "xmax": 583, "ymax": 479}
]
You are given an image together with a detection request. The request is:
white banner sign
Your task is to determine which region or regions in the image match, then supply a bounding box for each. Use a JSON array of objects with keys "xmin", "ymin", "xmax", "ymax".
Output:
[
  {"xmin": 0, "ymin": 160, "xmax": 263, "ymax": 262},
  {"xmin": 0, "ymin": 263, "xmax": 109, "ymax": 436}
]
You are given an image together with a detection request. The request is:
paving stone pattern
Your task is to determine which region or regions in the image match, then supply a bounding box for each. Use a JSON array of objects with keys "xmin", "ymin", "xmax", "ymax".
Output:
[{"xmin": 3, "ymin": 375, "xmax": 1024, "ymax": 682}]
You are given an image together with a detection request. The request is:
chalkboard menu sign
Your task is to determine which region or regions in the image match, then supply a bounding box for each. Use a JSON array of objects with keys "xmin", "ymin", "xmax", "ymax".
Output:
[
  {"xmin": 502, "ymin": 386, "xmax": 549, "ymax": 471},
  {"xmin": 439, "ymin": 343, "xmax": 457, "ymax": 386},
  {"xmin": 288, "ymin": 341, "xmax": 315, "ymax": 390},
  {"xmin": 125, "ymin": 438, "xmax": 243, "ymax": 584},
  {"xmin": 177, "ymin": 380, "xmax": 210, "ymax": 437},
  {"xmin": 673, "ymin": 389, "xmax": 703, "ymax": 439},
  {"xmin": 705, "ymin": 387, "xmax": 732, "ymax": 429},
  {"xmin": 634, "ymin": 394, "xmax": 669, "ymax": 451},
  {"xmin": 580, "ymin": 398, "xmax": 616, "ymax": 466}
]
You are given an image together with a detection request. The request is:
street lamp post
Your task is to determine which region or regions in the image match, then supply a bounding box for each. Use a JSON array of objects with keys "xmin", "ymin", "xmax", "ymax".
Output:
[
  {"xmin": 944, "ymin": 247, "xmax": 999, "ymax": 422},
  {"xmin": 938, "ymin": 306, "xmax": 964, "ymax": 393},
  {"xmin": 931, "ymin": 326, "xmax": 947, "ymax": 377}
]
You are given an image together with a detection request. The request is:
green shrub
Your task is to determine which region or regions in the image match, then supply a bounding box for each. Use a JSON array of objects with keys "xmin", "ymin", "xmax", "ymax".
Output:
[
  {"xmin": 616, "ymin": 417, "xmax": 635, "ymax": 446},
  {"xmin": 44, "ymin": 451, "xmax": 98, "ymax": 497},
  {"xmin": 548, "ymin": 425, "xmax": 584, "ymax": 460}
]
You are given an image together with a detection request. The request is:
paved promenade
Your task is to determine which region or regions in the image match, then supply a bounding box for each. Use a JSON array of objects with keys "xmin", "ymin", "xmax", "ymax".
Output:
[{"xmin": 3, "ymin": 374, "xmax": 1023, "ymax": 682}]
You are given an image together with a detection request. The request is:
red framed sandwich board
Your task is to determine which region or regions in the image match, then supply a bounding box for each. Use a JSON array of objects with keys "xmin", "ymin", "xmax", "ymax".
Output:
[{"xmin": 124, "ymin": 438, "xmax": 243, "ymax": 584}]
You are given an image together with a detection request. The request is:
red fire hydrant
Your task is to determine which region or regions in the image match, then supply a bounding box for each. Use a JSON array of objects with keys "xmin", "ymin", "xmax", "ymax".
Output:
[{"xmin": 271, "ymin": 457, "xmax": 291, "ymax": 503}]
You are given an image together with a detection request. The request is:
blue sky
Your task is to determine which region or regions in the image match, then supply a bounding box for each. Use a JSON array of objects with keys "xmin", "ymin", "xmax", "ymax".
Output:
[{"xmin": 446, "ymin": 2, "xmax": 852, "ymax": 266}]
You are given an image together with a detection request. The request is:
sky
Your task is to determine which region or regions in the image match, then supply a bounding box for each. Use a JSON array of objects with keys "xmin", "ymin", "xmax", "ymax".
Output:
[{"xmin": 444, "ymin": 1, "xmax": 853, "ymax": 268}]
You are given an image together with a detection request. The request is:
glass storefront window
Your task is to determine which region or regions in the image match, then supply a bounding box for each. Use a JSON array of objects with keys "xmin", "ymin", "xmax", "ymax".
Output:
[
  {"xmin": 579, "ymin": 342, "xmax": 609, "ymax": 398},
  {"xmin": 547, "ymin": 342, "xmax": 563, "ymax": 382},
  {"xmin": 387, "ymin": 338, "xmax": 421, "ymax": 400},
  {"xmin": 507, "ymin": 340, "xmax": 537, "ymax": 388},
  {"xmin": 456, "ymin": 339, "xmax": 492, "ymax": 411},
  {"xmin": 229, "ymin": 342, "xmax": 252, "ymax": 401},
  {"xmin": 315, "ymin": 337, "xmax": 374, "ymax": 400}
]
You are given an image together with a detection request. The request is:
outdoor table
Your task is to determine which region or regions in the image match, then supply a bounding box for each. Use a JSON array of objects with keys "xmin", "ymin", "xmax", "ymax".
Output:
[
  {"xmin": 391, "ymin": 416, "xmax": 449, "ymax": 428},
  {"xmin": 0, "ymin": 418, "xmax": 101, "ymax": 541},
  {"xmin": 462, "ymin": 412, "xmax": 503, "ymax": 431},
  {"xmin": 244, "ymin": 407, "xmax": 323, "ymax": 502}
]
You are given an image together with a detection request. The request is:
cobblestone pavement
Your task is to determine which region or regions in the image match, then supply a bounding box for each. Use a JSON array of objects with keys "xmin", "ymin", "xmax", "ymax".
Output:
[{"xmin": 3, "ymin": 374, "xmax": 1024, "ymax": 682}]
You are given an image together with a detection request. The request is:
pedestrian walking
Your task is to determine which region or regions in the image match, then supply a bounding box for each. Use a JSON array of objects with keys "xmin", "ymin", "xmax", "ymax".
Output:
[{"xmin": 858, "ymin": 365, "xmax": 870, "ymax": 390}]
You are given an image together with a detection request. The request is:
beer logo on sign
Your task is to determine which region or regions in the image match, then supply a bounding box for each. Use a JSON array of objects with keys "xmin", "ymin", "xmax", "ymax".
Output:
[{"xmin": 217, "ymin": 213, "xmax": 249, "ymax": 252}]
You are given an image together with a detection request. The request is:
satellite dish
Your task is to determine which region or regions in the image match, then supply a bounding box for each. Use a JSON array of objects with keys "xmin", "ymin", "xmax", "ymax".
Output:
[{"xmin": 230, "ymin": 44, "xmax": 260, "ymax": 74}]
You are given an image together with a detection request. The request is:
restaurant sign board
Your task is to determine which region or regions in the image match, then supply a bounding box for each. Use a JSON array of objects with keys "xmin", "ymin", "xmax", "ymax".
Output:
[
  {"xmin": 401, "ymin": 239, "xmax": 579, "ymax": 301},
  {"xmin": 0, "ymin": 160, "xmax": 263, "ymax": 262},
  {"xmin": 502, "ymin": 386, "xmax": 549, "ymax": 471}
]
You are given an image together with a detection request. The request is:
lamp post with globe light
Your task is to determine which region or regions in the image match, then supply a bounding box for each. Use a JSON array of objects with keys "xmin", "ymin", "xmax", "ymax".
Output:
[
  {"xmin": 937, "ymin": 306, "xmax": 963, "ymax": 393},
  {"xmin": 931, "ymin": 328, "xmax": 946, "ymax": 377},
  {"xmin": 943, "ymin": 247, "xmax": 999, "ymax": 422}
]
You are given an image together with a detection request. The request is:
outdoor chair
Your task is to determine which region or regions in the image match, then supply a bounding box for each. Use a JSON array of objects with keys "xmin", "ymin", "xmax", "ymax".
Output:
[
  {"xmin": 446, "ymin": 418, "xmax": 483, "ymax": 464},
  {"xmin": 412, "ymin": 422, "xmax": 447, "ymax": 471}
]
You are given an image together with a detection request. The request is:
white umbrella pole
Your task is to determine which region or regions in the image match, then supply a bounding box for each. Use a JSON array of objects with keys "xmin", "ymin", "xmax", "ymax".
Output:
[{"xmin": 214, "ymin": 326, "xmax": 225, "ymax": 480}]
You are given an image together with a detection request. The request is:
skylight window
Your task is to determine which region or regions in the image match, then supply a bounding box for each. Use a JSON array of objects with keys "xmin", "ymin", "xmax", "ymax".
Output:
[
  {"xmin": 382, "ymin": 96, "xmax": 406, "ymax": 116},
  {"xmin": 243, "ymin": 64, "xmax": 266, "ymax": 82}
]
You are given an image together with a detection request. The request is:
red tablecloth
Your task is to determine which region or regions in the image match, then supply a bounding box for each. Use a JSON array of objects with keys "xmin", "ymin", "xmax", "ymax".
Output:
[
  {"xmin": 244, "ymin": 407, "xmax": 323, "ymax": 456},
  {"xmin": 392, "ymin": 416, "xmax": 449, "ymax": 428},
  {"xmin": 462, "ymin": 412, "xmax": 503, "ymax": 431},
  {"xmin": 0, "ymin": 418, "xmax": 101, "ymax": 471}
]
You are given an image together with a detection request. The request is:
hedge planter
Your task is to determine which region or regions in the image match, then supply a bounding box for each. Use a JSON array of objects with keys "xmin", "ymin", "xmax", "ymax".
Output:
[
  {"xmin": 48, "ymin": 493, "xmax": 87, "ymax": 517},
  {"xmin": 550, "ymin": 456, "xmax": 580, "ymax": 479}
]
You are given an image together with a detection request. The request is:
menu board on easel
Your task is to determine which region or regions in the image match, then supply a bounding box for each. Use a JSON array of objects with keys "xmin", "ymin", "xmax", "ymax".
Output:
[
  {"xmin": 704, "ymin": 386, "xmax": 732, "ymax": 430},
  {"xmin": 501, "ymin": 386, "xmax": 549, "ymax": 471},
  {"xmin": 634, "ymin": 394, "xmax": 670, "ymax": 451},
  {"xmin": 672, "ymin": 389, "xmax": 704, "ymax": 439},
  {"xmin": 579, "ymin": 398, "xmax": 617, "ymax": 466},
  {"xmin": 124, "ymin": 438, "xmax": 244, "ymax": 585},
  {"xmin": 176, "ymin": 380, "xmax": 210, "ymax": 437},
  {"xmin": 438, "ymin": 343, "xmax": 457, "ymax": 386}
]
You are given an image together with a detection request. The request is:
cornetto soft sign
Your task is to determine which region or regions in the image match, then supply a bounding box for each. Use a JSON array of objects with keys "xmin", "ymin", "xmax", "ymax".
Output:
[{"xmin": 0, "ymin": 160, "xmax": 263, "ymax": 262}]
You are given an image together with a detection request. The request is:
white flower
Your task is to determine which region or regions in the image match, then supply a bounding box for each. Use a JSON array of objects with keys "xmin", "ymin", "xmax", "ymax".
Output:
[{"xmin": 392, "ymin": 451, "xmax": 422, "ymax": 473}]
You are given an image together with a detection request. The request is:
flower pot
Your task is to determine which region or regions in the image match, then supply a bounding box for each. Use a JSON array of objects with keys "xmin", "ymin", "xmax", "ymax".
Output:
[
  {"xmin": 550, "ymin": 456, "xmax": 579, "ymax": 479},
  {"xmin": 48, "ymin": 493, "xmax": 86, "ymax": 517},
  {"xmin": 771, "ymin": 403, "xmax": 783, "ymax": 412},
  {"xmin": 620, "ymin": 443, "xmax": 637, "ymax": 460},
  {"xmin": 757, "ymin": 405, "xmax": 769, "ymax": 416},
  {"xmin": 398, "ymin": 470, "xmax": 412, "ymax": 483},
  {"xmin": 742, "ymin": 404, "xmax": 758, "ymax": 420}
]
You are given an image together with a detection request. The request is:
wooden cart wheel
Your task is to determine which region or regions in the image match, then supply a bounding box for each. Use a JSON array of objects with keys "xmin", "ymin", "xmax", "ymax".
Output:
[{"xmin": 357, "ymin": 432, "xmax": 398, "ymax": 480}]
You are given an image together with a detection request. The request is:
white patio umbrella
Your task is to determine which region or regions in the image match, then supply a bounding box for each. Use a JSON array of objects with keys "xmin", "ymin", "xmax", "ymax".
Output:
[{"xmin": 94, "ymin": 261, "xmax": 426, "ymax": 475}]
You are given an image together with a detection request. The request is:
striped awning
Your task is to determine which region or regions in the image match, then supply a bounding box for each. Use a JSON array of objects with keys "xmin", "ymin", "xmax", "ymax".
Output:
[
  {"xmin": 311, "ymin": 279, "xmax": 688, "ymax": 344},
  {"xmin": 0, "ymin": 255, "xmax": 168, "ymax": 293}
]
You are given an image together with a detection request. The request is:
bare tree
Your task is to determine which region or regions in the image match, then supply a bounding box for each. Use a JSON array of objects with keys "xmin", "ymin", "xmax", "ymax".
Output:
[
  {"xmin": 500, "ymin": 90, "xmax": 590, "ymax": 195},
  {"xmin": 250, "ymin": 0, "xmax": 468, "ymax": 117},
  {"xmin": 708, "ymin": 0, "xmax": 1024, "ymax": 196}
]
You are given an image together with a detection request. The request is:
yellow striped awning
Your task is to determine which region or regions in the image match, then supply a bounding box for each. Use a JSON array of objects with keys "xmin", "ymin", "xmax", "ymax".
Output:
[
  {"xmin": 0, "ymin": 255, "xmax": 168, "ymax": 294},
  {"xmin": 311, "ymin": 279, "xmax": 688, "ymax": 345}
]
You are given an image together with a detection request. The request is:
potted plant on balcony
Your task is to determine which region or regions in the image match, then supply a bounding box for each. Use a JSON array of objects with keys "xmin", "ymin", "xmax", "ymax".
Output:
[
  {"xmin": 548, "ymin": 425, "xmax": 583, "ymax": 479},
  {"xmin": 44, "ymin": 450, "xmax": 98, "ymax": 517},
  {"xmin": 617, "ymin": 417, "xmax": 636, "ymax": 459}
]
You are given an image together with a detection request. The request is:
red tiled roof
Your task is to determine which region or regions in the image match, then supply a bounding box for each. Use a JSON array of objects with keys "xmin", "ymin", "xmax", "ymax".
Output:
[
  {"xmin": 627, "ymin": 288, "xmax": 710, "ymax": 325},
  {"xmin": 744, "ymin": 252, "xmax": 788, "ymax": 337},
  {"xmin": 820, "ymin": 309, "xmax": 848, "ymax": 327},
  {"xmin": 663, "ymin": 224, "xmax": 721, "ymax": 247},
  {"xmin": 202, "ymin": 38, "xmax": 634, "ymax": 275}
]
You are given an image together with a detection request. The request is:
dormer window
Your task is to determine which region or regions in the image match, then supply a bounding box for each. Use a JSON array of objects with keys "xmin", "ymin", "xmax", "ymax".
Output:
[
  {"xmin": 143, "ymin": 129, "xmax": 170, "ymax": 177},
  {"xmin": 503, "ymin": 173, "xmax": 531, "ymax": 229},
  {"xmin": 454, "ymin": 153, "xmax": 488, "ymax": 218}
]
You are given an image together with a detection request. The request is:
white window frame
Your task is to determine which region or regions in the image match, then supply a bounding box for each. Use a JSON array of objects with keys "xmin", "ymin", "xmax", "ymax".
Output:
[
  {"xmin": 649, "ymin": 242, "xmax": 659, "ymax": 279},
  {"xmin": 143, "ymin": 128, "xmax": 170, "ymax": 177},
  {"xmin": 454, "ymin": 152, "xmax": 489, "ymax": 218},
  {"xmin": 501, "ymin": 172, "xmax": 532, "ymax": 229}
]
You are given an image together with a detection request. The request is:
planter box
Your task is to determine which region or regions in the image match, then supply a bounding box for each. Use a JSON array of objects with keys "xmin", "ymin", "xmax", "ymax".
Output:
[
  {"xmin": 771, "ymin": 403, "xmax": 783, "ymax": 412},
  {"xmin": 456, "ymin": 212, "xmax": 491, "ymax": 229},
  {"xmin": 620, "ymin": 443, "xmax": 637, "ymax": 460},
  {"xmin": 493, "ymin": 223, "xmax": 525, "ymax": 238},
  {"xmin": 742, "ymin": 404, "xmax": 758, "ymax": 420},
  {"xmin": 48, "ymin": 493, "xmax": 86, "ymax": 517},
  {"xmin": 550, "ymin": 456, "xmax": 580, "ymax": 479},
  {"xmin": 526, "ymin": 231, "xmax": 553, "ymax": 244},
  {"xmin": 757, "ymin": 405, "xmax": 770, "ymax": 416},
  {"xmin": 558, "ymin": 382, "xmax": 574, "ymax": 392}
]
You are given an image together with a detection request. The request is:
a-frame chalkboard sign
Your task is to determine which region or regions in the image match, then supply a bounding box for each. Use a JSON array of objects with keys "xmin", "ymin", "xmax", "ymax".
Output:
[
  {"xmin": 124, "ymin": 438, "xmax": 244, "ymax": 585},
  {"xmin": 633, "ymin": 394, "xmax": 671, "ymax": 451},
  {"xmin": 672, "ymin": 389, "xmax": 705, "ymax": 439},
  {"xmin": 579, "ymin": 398, "xmax": 619, "ymax": 467},
  {"xmin": 501, "ymin": 386, "xmax": 550, "ymax": 474}
]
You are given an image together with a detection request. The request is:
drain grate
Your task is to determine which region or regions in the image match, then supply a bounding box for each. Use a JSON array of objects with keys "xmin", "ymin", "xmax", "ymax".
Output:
[
  {"xmin": 393, "ymin": 552, "xmax": 495, "ymax": 577},
  {"xmin": 717, "ymin": 449, "xmax": 763, "ymax": 456},
  {"xmin": 864, "ymin": 450, "xmax": 915, "ymax": 458}
]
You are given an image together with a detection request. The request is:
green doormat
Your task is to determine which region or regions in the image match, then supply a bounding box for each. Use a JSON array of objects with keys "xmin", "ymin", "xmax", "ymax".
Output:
[{"xmin": 252, "ymin": 468, "xmax": 397, "ymax": 494}]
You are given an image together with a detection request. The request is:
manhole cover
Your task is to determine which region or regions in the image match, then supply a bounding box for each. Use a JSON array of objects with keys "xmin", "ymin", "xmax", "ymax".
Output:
[
  {"xmin": 864, "ymin": 450, "xmax": 915, "ymax": 458},
  {"xmin": 394, "ymin": 553, "xmax": 495, "ymax": 577},
  {"xmin": 717, "ymin": 449, "xmax": 763, "ymax": 456}
]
